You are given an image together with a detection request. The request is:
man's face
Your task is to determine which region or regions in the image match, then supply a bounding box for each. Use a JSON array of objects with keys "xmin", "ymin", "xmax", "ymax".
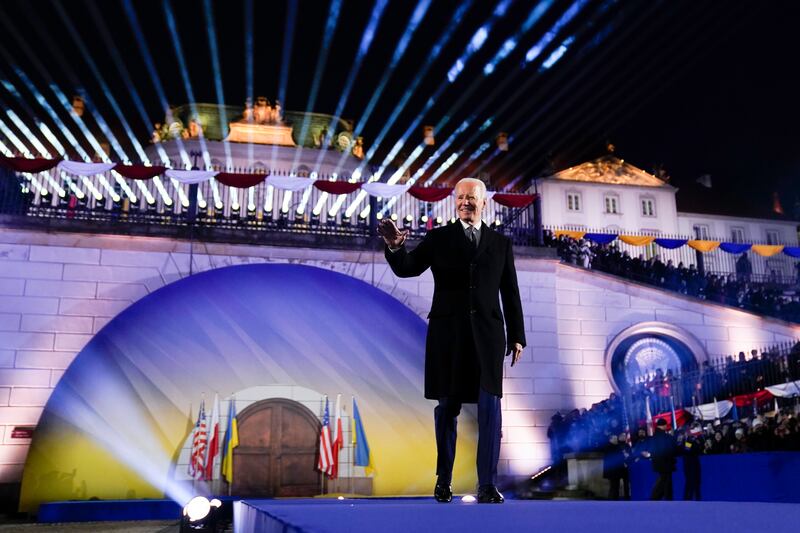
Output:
[{"xmin": 455, "ymin": 181, "xmax": 485, "ymax": 224}]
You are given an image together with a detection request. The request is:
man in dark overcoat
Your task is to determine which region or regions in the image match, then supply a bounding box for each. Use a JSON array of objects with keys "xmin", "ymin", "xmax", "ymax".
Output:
[
  {"xmin": 645, "ymin": 418, "xmax": 678, "ymax": 500},
  {"xmin": 378, "ymin": 177, "xmax": 526, "ymax": 504}
]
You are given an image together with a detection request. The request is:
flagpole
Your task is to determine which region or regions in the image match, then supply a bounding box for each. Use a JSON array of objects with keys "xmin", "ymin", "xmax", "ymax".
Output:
[
  {"xmin": 320, "ymin": 395, "xmax": 326, "ymax": 497},
  {"xmin": 350, "ymin": 396, "xmax": 355, "ymax": 496},
  {"xmin": 348, "ymin": 407, "xmax": 354, "ymax": 496}
]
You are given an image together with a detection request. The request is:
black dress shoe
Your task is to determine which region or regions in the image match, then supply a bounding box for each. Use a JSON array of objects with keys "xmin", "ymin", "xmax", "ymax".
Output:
[
  {"xmin": 434, "ymin": 482, "xmax": 453, "ymax": 503},
  {"xmin": 477, "ymin": 485, "xmax": 504, "ymax": 504}
]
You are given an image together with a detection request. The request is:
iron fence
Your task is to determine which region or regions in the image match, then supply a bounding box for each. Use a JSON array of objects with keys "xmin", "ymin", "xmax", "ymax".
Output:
[
  {"xmin": 0, "ymin": 167, "xmax": 538, "ymax": 246},
  {"xmin": 545, "ymin": 224, "xmax": 799, "ymax": 284},
  {"xmin": 624, "ymin": 340, "xmax": 800, "ymax": 421}
]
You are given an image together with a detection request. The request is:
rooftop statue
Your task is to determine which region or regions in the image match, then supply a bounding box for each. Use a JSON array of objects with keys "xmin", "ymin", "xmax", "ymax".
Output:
[
  {"xmin": 226, "ymin": 96, "xmax": 295, "ymax": 146},
  {"xmin": 244, "ymin": 96, "xmax": 284, "ymax": 125}
]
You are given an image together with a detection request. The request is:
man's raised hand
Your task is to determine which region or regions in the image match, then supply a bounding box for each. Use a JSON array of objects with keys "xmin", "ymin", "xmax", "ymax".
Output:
[{"xmin": 377, "ymin": 218, "xmax": 409, "ymax": 248}]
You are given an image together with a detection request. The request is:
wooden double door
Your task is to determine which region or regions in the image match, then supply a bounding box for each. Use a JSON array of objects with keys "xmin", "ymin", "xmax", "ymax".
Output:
[{"xmin": 231, "ymin": 398, "xmax": 321, "ymax": 497}]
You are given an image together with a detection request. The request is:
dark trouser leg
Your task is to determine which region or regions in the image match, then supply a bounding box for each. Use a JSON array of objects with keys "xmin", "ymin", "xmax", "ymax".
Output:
[
  {"xmin": 664, "ymin": 473, "xmax": 673, "ymax": 500},
  {"xmin": 622, "ymin": 474, "xmax": 631, "ymax": 500},
  {"xmin": 434, "ymin": 397, "xmax": 461, "ymax": 484},
  {"xmin": 650, "ymin": 473, "xmax": 667, "ymax": 500},
  {"xmin": 683, "ymin": 473, "xmax": 693, "ymax": 500},
  {"xmin": 695, "ymin": 469, "xmax": 701, "ymax": 501},
  {"xmin": 608, "ymin": 477, "xmax": 620, "ymax": 500},
  {"xmin": 477, "ymin": 388, "xmax": 502, "ymax": 487},
  {"xmin": 685, "ymin": 470, "xmax": 701, "ymax": 501}
]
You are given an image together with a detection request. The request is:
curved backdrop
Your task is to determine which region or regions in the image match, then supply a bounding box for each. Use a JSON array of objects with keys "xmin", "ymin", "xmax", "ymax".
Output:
[{"xmin": 20, "ymin": 263, "xmax": 478, "ymax": 512}]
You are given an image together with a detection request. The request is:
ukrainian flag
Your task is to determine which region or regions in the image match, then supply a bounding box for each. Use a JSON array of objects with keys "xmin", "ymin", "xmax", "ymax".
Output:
[
  {"xmin": 352, "ymin": 397, "xmax": 374, "ymax": 475},
  {"xmin": 221, "ymin": 398, "xmax": 239, "ymax": 484}
]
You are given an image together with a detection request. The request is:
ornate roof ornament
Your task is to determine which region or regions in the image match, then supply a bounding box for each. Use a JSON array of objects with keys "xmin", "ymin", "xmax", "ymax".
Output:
[{"xmin": 549, "ymin": 155, "xmax": 670, "ymax": 188}]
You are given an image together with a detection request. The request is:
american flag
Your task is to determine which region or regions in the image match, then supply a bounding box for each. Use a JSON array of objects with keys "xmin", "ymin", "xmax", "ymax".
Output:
[
  {"xmin": 318, "ymin": 397, "xmax": 334, "ymax": 477},
  {"xmin": 188, "ymin": 399, "xmax": 207, "ymax": 480}
]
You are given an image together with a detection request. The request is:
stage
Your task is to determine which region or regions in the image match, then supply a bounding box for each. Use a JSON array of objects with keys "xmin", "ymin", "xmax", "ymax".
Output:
[{"xmin": 233, "ymin": 497, "xmax": 800, "ymax": 533}]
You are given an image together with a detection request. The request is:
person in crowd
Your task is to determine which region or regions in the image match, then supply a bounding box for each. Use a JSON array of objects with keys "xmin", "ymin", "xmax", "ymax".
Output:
[
  {"xmin": 644, "ymin": 418, "xmax": 678, "ymax": 500},
  {"xmin": 730, "ymin": 427, "xmax": 749, "ymax": 453},
  {"xmin": 709, "ymin": 430, "xmax": 726, "ymax": 454},
  {"xmin": 547, "ymin": 233, "xmax": 800, "ymax": 324},
  {"xmin": 602, "ymin": 434, "xmax": 628, "ymax": 500},
  {"xmin": 736, "ymin": 252, "xmax": 753, "ymax": 282},
  {"xmin": 681, "ymin": 424, "xmax": 703, "ymax": 500}
]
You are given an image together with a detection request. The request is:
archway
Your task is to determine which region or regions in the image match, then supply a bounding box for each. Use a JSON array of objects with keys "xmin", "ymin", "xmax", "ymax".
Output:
[{"xmin": 604, "ymin": 321, "xmax": 708, "ymax": 393}]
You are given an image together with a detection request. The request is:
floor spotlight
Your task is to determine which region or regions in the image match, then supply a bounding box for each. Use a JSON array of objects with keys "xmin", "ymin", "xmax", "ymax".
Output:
[
  {"xmin": 403, "ymin": 214, "xmax": 413, "ymax": 228},
  {"xmin": 434, "ymin": 216, "xmax": 443, "ymax": 226},
  {"xmin": 180, "ymin": 496, "xmax": 221, "ymax": 532}
]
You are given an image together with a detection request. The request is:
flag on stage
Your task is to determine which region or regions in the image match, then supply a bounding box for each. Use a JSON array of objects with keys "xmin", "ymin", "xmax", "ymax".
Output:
[
  {"xmin": 331, "ymin": 394, "xmax": 343, "ymax": 479},
  {"xmin": 731, "ymin": 400, "xmax": 739, "ymax": 422},
  {"xmin": 645, "ymin": 395, "xmax": 654, "ymax": 436},
  {"xmin": 221, "ymin": 398, "xmax": 239, "ymax": 484},
  {"xmin": 204, "ymin": 393, "xmax": 220, "ymax": 481},
  {"xmin": 318, "ymin": 397, "xmax": 334, "ymax": 477},
  {"xmin": 352, "ymin": 397, "xmax": 374, "ymax": 475},
  {"xmin": 188, "ymin": 399, "xmax": 207, "ymax": 480}
]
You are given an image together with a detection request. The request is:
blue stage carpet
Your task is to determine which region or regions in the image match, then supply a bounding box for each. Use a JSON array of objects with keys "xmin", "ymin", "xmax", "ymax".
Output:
[{"xmin": 234, "ymin": 498, "xmax": 800, "ymax": 533}]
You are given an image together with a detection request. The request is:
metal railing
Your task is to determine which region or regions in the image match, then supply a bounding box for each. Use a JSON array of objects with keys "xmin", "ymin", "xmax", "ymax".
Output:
[
  {"xmin": 545, "ymin": 225, "xmax": 799, "ymax": 282},
  {"xmin": 0, "ymin": 167, "xmax": 538, "ymax": 247},
  {"xmin": 625, "ymin": 340, "xmax": 800, "ymax": 419}
]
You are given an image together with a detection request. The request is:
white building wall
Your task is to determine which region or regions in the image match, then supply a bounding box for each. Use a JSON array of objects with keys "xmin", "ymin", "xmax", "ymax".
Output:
[
  {"xmin": 677, "ymin": 212, "xmax": 799, "ymax": 245},
  {"xmin": 0, "ymin": 229, "xmax": 798, "ymax": 486},
  {"xmin": 539, "ymin": 180, "xmax": 680, "ymax": 234}
]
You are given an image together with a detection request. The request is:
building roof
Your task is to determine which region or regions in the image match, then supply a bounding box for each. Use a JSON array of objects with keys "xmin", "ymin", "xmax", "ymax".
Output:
[{"xmin": 545, "ymin": 155, "xmax": 672, "ymax": 188}]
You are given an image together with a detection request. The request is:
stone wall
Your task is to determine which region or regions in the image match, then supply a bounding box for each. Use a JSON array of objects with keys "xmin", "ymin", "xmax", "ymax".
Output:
[{"xmin": 0, "ymin": 227, "xmax": 798, "ymax": 491}]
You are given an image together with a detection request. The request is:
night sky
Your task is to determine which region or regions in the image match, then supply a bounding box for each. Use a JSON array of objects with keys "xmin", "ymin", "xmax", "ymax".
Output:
[{"xmin": 0, "ymin": 0, "xmax": 797, "ymax": 216}]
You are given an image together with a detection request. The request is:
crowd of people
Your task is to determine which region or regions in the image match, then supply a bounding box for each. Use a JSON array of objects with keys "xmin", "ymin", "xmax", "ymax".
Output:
[
  {"xmin": 546, "ymin": 233, "xmax": 800, "ymax": 324},
  {"xmin": 547, "ymin": 391, "xmax": 800, "ymax": 500},
  {"xmin": 625, "ymin": 344, "xmax": 800, "ymax": 416}
]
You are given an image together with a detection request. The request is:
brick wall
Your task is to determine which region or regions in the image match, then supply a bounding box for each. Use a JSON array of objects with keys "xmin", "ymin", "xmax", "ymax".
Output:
[{"xmin": 0, "ymin": 228, "xmax": 798, "ymax": 486}]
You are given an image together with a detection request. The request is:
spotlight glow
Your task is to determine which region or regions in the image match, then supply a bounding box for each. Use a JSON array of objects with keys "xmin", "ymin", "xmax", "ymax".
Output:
[
  {"xmin": 203, "ymin": 0, "xmax": 232, "ymax": 169},
  {"xmin": 525, "ymin": 0, "xmax": 588, "ymax": 66},
  {"xmin": 290, "ymin": 0, "xmax": 343, "ymax": 171},
  {"xmin": 122, "ymin": 0, "xmax": 194, "ymax": 171},
  {"xmin": 310, "ymin": 0, "xmax": 389, "ymax": 176},
  {"xmin": 0, "ymin": 117, "xmax": 32, "ymax": 156}
]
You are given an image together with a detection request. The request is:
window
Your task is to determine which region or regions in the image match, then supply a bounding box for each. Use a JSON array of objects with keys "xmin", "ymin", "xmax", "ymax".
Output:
[
  {"xmin": 604, "ymin": 194, "xmax": 619, "ymax": 214},
  {"xmin": 641, "ymin": 198, "xmax": 655, "ymax": 217},
  {"xmin": 693, "ymin": 224, "xmax": 710, "ymax": 240},
  {"xmin": 766, "ymin": 230, "xmax": 780, "ymax": 245},
  {"xmin": 567, "ymin": 192, "xmax": 581, "ymax": 212},
  {"xmin": 730, "ymin": 227, "xmax": 745, "ymax": 243}
]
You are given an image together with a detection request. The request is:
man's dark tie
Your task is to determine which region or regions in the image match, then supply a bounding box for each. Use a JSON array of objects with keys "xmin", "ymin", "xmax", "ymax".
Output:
[{"xmin": 467, "ymin": 226, "xmax": 477, "ymax": 250}]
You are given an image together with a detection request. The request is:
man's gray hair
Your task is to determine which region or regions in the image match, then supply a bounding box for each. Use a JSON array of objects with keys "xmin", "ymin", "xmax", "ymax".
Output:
[{"xmin": 455, "ymin": 177, "xmax": 487, "ymax": 200}]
